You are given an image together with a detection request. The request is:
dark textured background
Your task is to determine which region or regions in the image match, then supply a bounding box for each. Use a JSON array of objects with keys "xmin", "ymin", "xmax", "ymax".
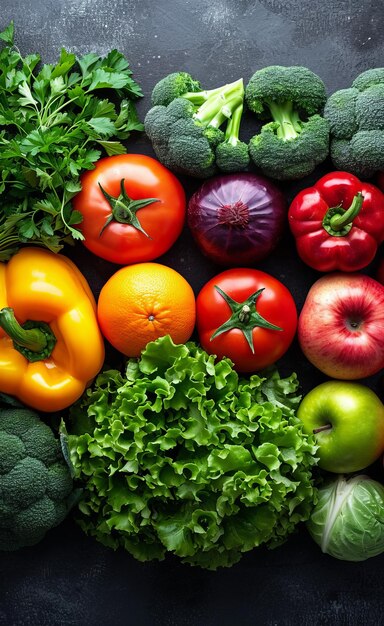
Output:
[{"xmin": 1, "ymin": 1, "xmax": 384, "ymax": 624}]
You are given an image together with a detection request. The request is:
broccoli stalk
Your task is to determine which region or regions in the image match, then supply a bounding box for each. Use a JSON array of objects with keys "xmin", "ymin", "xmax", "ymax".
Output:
[
  {"xmin": 151, "ymin": 71, "xmax": 242, "ymax": 107},
  {"xmin": 268, "ymin": 100, "xmax": 302, "ymax": 141},
  {"xmin": 224, "ymin": 103, "xmax": 245, "ymax": 144},
  {"xmin": 216, "ymin": 103, "xmax": 250, "ymax": 172},
  {"xmin": 182, "ymin": 84, "xmax": 232, "ymax": 106},
  {"xmin": 192, "ymin": 79, "xmax": 244, "ymax": 122}
]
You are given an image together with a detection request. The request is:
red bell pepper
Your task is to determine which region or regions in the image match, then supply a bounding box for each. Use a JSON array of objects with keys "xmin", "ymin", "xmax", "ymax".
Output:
[{"xmin": 288, "ymin": 171, "xmax": 384, "ymax": 272}]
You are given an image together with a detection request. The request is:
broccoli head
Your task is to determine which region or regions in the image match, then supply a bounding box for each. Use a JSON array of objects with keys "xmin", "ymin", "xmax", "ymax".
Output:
[
  {"xmin": 0, "ymin": 405, "xmax": 75, "ymax": 550},
  {"xmin": 145, "ymin": 77, "xmax": 247, "ymax": 178},
  {"xmin": 324, "ymin": 68, "xmax": 384, "ymax": 177},
  {"xmin": 245, "ymin": 65, "xmax": 329, "ymax": 180}
]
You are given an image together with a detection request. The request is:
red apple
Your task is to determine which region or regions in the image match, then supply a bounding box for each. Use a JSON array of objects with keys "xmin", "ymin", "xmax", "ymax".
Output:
[{"xmin": 298, "ymin": 273, "xmax": 384, "ymax": 379}]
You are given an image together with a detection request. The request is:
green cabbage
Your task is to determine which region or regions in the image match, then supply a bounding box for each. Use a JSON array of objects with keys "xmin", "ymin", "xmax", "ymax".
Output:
[
  {"xmin": 308, "ymin": 474, "xmax": 384, "ymax": 561},
  {"xmin": 63, "ymin": 335, "xmax": 318, "ymax": 569}
]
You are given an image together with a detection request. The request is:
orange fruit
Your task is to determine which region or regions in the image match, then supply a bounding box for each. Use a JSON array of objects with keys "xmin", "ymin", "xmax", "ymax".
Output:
[{"xmin": 97, "ymin": 262, "xmax": 196, "ymax": 356}]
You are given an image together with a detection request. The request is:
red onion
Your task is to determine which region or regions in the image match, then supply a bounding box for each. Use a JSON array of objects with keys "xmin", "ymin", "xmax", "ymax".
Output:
[{"xmin": 187, "ymin": 173, "xmax": 286, "ymax": 266}]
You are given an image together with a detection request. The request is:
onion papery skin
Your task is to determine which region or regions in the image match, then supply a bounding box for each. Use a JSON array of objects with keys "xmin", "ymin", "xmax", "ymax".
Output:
[{"xmin": 187, "ymin": 173, "xmax": 287, "ymax": 266}]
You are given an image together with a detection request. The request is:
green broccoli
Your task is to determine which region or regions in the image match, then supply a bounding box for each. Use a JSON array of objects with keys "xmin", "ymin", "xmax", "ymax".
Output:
[
  {"xmin": 216, "ymin": 104, "xmax": 250, "ymax": 172},
  {"xmin": 0, "ymin": 402, "xmax": 75, "ymax": 550},
  {"xmin": 245, "ymin": 66, "xmax": 329, "ymax": 180},
  {"xmin": 151, "ymin": 71, "xmax": 226, "ymax": 107},
  {"xmin": 324, "ymin": 69, "xmax": 384, "ymax": 177},
  {"xmin": 145, "ymin": 75, "xmax": 247, "ymax": 178}
]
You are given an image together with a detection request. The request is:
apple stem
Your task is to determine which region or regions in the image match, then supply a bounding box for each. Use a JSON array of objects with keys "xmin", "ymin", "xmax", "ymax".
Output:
[{"xmin": 313, "ymin": 424, "xmax": 332, "ymax": 434}]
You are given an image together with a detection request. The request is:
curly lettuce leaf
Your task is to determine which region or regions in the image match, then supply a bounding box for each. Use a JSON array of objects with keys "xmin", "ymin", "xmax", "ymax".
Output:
[{"xmin": 64, "ymin": 335, "xmax": 318, "ymax": 569}]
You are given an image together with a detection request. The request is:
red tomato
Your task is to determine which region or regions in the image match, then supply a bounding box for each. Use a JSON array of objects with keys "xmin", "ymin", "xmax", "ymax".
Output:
[
  {"xmin": 72, "ymin": 154, "xmax": 186, "ymax": 264},
  {"xmin": 196, "ymin": 268, "xmax": 298, "ymax": 372}
]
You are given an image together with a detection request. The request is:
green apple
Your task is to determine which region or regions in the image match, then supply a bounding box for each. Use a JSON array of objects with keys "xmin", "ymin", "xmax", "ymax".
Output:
[{"xmin": 297, "ymin": 380, "xmax": 384, "ymax": 473}]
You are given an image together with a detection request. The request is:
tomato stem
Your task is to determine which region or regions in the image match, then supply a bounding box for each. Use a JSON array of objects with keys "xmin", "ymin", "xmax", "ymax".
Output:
[
  {"xmin": 98, "ymin": 179, "xmax": 159, "ymax": 238},
  {"xmin": 210, "ymin": 286, "xmax": 283, "ymax": 353}
]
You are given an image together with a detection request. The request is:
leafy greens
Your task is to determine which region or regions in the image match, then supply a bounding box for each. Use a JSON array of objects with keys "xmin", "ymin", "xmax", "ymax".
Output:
[
  {"xmin": 63, "ymin": 336, "xmax": 318, "ymax": 569},
  {"xmin": 0, "ymin": 21, "xmax": 143, "ymax": 260},
  {"xmin": 308, "ymin": 474, "xmax": 384, "ymax": 561}
]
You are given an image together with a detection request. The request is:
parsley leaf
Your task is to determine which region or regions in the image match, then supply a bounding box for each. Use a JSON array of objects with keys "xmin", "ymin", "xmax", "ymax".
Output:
[{"xmin": 0, "ymin": 22, "xmax": 143, "ymax": 259}]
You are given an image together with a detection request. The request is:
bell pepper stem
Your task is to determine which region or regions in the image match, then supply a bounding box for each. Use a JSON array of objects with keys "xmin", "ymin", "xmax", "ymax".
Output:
[
  {"xmin": 0, "ymin": 307, "xmax": 56, "ymax": 362},
  {"xmin": 323, "ymin": 192, "xmax": 364, "ymax": 237},
  {"xmin": 329, "ymin": 192, "xmax": 364, "ymax": 230},
  {"xmin": 0, "ymin": 308, "xmax": 46, "ymax": 351}
]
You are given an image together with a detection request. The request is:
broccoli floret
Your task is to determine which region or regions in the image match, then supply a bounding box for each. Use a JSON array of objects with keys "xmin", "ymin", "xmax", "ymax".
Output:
[
  {"xmin": 323, "ymin": 88, "xmax": 358, "ymax": 139},
  {"xmin": 150, "ymin": 71, "xmax": 232, "ymax": 108},
  {"xmin": 249, "ymin": 115, "xmax": 329, "ymax": 180},
  {"xmin": 151, "ymin": 72, "xmax": 202, "ymax": 106},
  {"xmin": 246, "ymin": 65, "xmax": 327, "ymax": 117},
  {"xmin": 329, "ymin": 138, "xmax": 359, "ymax": 173},
  {"xmin": 350, "ymin": 130, "xmax": 384, "ymax": 177},
  {"xmin": 330, "ymin": 131, "xmax": 384, "ymax": 178},
  {"xmin": 142, "ymin": 105, "xmax": 171, "ymax": 146},
  {"xmin": 203, "ymin": 125, "xmax": 225, "ymax": 149},
  {"xmin": 216, "ymin": 104, "xmax": 250, "ymax": 172},
  {"xmin": 324, "ymin": 68, "xmax": 384, "ymax": 177},
  {"xmin": 0, "ymin": 406, "xmax": 74, "ymax": 551},
  {"xmin": 145, "ymin": 78, "xmax": 246, "ymax": 178},
  {"xmin": 355, "ymin": 85, "xmax": 384, "ymax": 131},
  {"xmin": 245, "ymin": 66, "xmax": 329, "ymax": 180},
  {"xmin": 352, "ymin": 68, "xmax": 384, "ymax": 91}
]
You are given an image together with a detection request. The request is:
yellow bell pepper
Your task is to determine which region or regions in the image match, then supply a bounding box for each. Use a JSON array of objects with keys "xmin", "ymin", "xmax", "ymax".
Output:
[{"xmin": 0, "ymin": 247, "xmax": 105, "ymax": 412}]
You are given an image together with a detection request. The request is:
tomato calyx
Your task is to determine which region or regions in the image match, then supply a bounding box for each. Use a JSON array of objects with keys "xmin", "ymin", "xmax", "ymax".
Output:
[
  {"xmin": 210, "ymin": 286, "xmax": 283, "ymax": 353},
  {"xmin": 98, "ymin": 178, "xmax": 160, "ymax": 238},
  {"xmin": 322, "ymin": 192, "xmax": 364, "ymax": 237}
]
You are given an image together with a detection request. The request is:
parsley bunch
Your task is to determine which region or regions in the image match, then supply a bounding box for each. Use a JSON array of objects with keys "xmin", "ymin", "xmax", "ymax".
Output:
[{"xmin": 0, "ymin": 22, "xmax": 143, "ymax": 260}]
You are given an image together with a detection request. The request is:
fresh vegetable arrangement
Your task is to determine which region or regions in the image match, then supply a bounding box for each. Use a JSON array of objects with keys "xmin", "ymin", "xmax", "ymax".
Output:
[{"xmin": 1, "ymin": 20, "xmax": 384, "ymax": 569}]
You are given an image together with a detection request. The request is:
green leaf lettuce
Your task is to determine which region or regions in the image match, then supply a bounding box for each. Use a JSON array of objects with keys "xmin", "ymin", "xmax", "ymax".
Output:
[{"xmin": 63, "ymin": 336, "xmax": 318, "ymax": 569}]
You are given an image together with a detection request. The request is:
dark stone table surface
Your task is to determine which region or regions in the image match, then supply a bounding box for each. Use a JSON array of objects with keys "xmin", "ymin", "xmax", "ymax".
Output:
[{"xmin": 1, "ymin": 1, "xmax": 384, "ymax": 624}]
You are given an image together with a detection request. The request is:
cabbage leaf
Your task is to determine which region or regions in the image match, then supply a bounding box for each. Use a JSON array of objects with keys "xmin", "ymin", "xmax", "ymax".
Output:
[{"xmin": 308, "ymin": 474, "xmax": 384, "ymax": 561}]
